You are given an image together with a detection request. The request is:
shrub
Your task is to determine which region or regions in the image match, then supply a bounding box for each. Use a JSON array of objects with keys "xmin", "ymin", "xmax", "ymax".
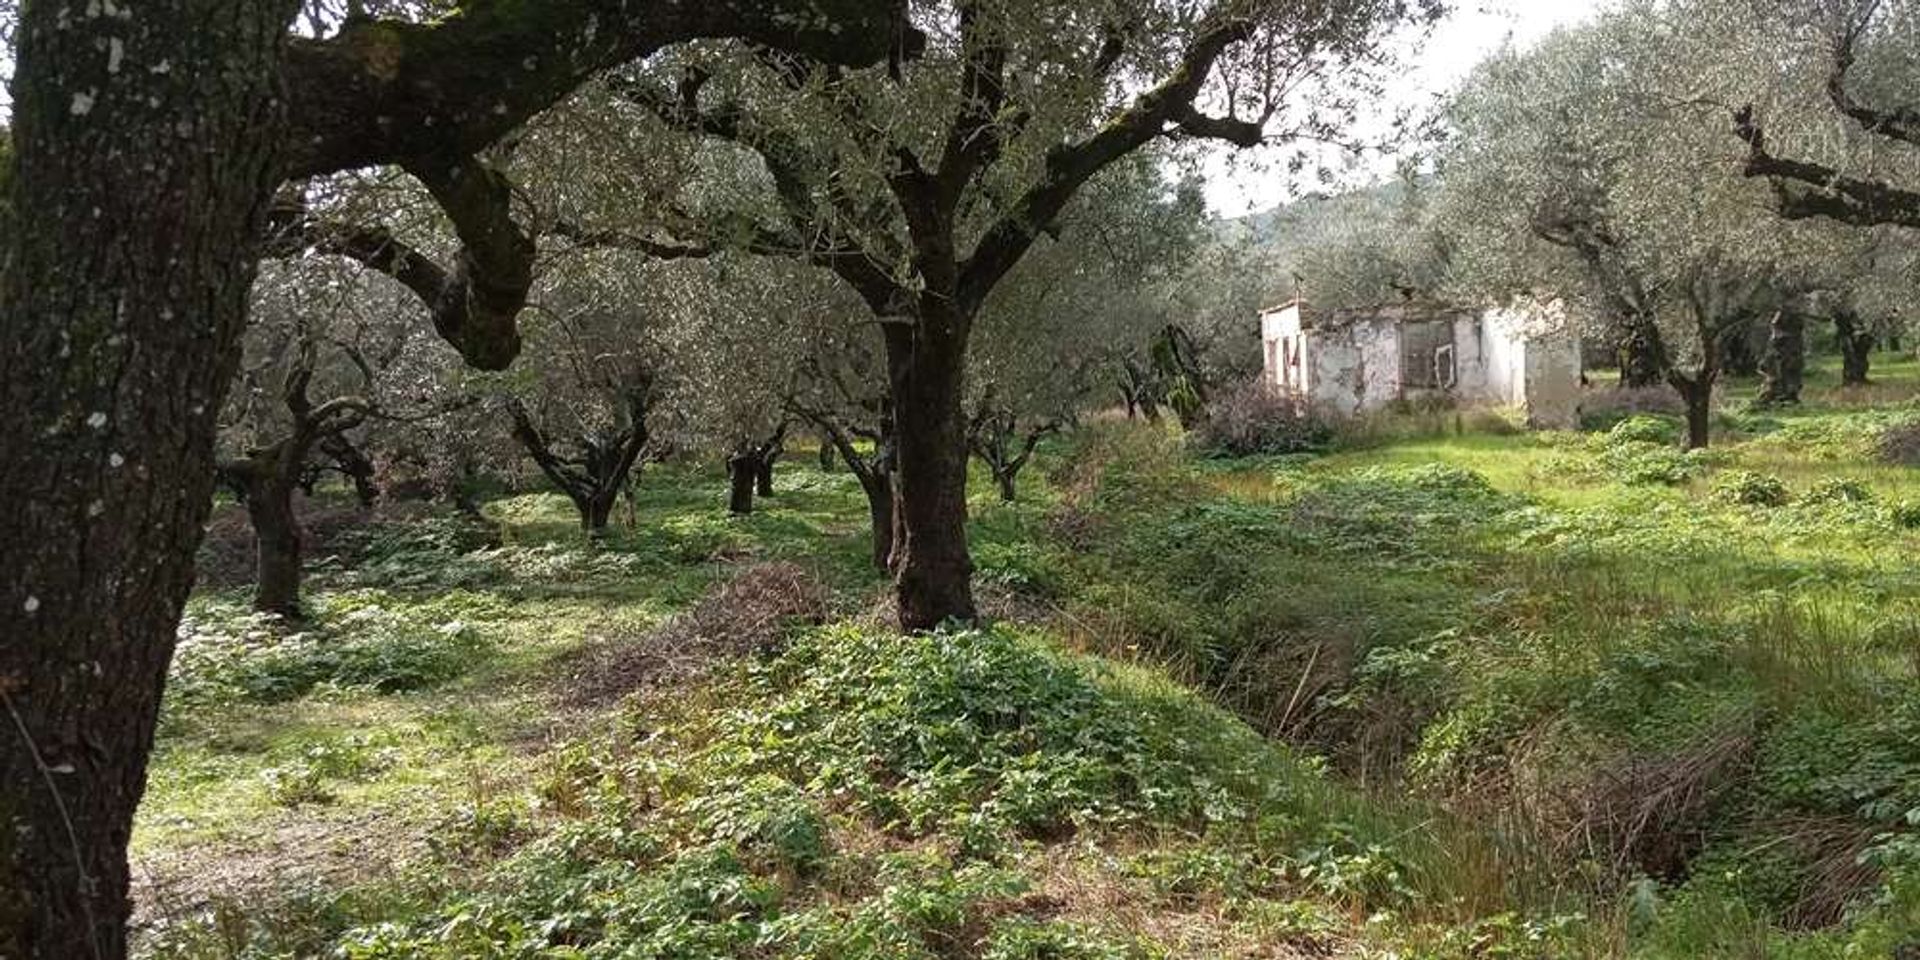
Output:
[
  {"xmin": 1606, "ymin": 414, "xmax": 1683, "ymax": 448},
  {"xmin": 1189, "ymin": 381, "xmax": 1334, "ymax": 458},
  {"xmin": 1581, "ymin": 386, "xmax": 1687, "ymax": 432},
  {"xmin": 1711, "ymin": 471, "xmax": 1792, "ymax": 508},
  {"xmin": 1804, "ymin": 477, "xmax": 1875, "ymax": 506},
  {"xmin": 1601, "ymin": 442, "xmax": 1707, "ymax": 486},
  {"xmin": 1891, "ymin": 501, "xmax": 1920, "ymax": 529}
]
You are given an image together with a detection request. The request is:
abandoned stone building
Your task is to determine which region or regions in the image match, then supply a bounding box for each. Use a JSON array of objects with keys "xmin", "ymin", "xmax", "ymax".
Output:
[{"xmin": 1258, "ymin": 298, "xmax": 1583, "ymax": 428}]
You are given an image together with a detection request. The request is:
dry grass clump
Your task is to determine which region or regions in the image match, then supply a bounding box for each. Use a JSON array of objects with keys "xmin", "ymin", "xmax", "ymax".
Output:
[
  {"xmin": 1511, "ymin": 719, "xmax": 1755, "ymax": 881},
  {"xmin": 560, "ymin": 562, "xmax": 829, "ymax": 707},
  {"xmin": 1876, "ymin": 418, "xmax": 1920, "ymax": 466}
]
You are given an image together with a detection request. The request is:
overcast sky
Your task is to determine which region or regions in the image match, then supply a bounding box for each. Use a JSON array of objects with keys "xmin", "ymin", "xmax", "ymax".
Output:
[{"xmin": 1201, "ymin": 0, "xmax": 1607, "ymax": 216}]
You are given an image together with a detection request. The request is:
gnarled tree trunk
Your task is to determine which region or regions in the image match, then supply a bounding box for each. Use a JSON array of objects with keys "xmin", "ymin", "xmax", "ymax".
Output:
[
  {"xmin": 245, "ymin": 474, "xmax": 305, "ymax": 618},
  {"xmin": 320, "ymin": 432, "xmax": 380, "ymax": 507},
  {"xmin": 1757, "ymin": 310, "xmax": 1806, "ymax": 406},
  {"xmin": 1620, "ymin": 326, "xmax": 1663, "ymax": 388},
  {"xmin": 1833, "ymin": 308, "xmax": 1874, "ymax": 386},
  {"xmin": 884, "ymin": 311, "xmax": 977, "ymax": 630},
  {"xmin": 756, "ymin": 456, "xmax": 777, "ymax": 497},
  {"xmin": 0, "ymin": 5, "xmax": 298, "ymax": 956},
  {"xmin": 967, "ymin": 401, "xmax": 1057, "ymax": 505},
  {"xmin": 1674, "ymin": 377, "xmax": 1714, "ymax": 450},
  {"xmin": 727, "ymin": 453, "xmax": 758, "ymax": 516},
  {"xmin": 505, "ymin": 394, "xmax": 648, "ymax": 538}
]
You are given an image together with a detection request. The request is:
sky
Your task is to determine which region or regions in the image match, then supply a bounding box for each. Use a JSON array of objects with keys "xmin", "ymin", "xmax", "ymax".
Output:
[{"xmin": 1200, "ymin": 0, "xmax": 1607, "ymax": 217}]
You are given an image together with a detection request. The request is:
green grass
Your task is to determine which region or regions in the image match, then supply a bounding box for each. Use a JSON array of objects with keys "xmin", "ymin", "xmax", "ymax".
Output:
[{"xmin": 137, "ymin": 366, "xmax": 1920, "ymax": 958}]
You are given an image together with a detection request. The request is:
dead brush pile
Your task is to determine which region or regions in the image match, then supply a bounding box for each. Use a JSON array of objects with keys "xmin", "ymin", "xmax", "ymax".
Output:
[
  {"xmin": 1492, "ymin": 715, "xmax": 1757, "ymax": 883},
  {"xmin": 559, "ymin": 562, "xmax": 830, "ymax": 707},
  {"xmin": 1877, "ymin": 418, "xmax": 1920, "ymax": 466}
]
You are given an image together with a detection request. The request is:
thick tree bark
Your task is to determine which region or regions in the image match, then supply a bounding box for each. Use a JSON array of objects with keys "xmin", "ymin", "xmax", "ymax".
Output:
[
  {"xmin": 1758, "ymin": 311, "xmax": 1807, "ymax": 406},
  {"xmin": 1677, "ymin": 379, "xmax": 1713, "ymax": 450},
  {"xmin": 246, "ymin": 477, "xmax": 305, "ymax": 618},
  {"xmin": 1834, "ymin": 308, "xmax": 1874, "ymax": 386},
  {"xmin": 818, "ymin": 437, "xmax": 837, "ymax": 470},
  {"xmin": 884, "ymin": 312, "xmax": 977, "ymax": 630},
  {"xmin": 0, "ymin": 5, "xmax": 902, "ymax": 953},
  {"xmin": 0, "ymin": 5, "xmax": 299, "ymax": 957},
  {"xmin": 1620, "ymin": 326, "xmax": 1663, "ymax": 388},
  {"xmin": 756, "ymin": 456, "xmax": 777, "ymax": 497},
  {"xmin": 727, "ymin": 454, "xmax": 758, "ymax": 516}
]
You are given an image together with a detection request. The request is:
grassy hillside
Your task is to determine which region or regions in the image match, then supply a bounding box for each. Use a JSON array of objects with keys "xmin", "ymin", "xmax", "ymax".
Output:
[{"xmin": 137, "ymin": 359, "xmax": 1920, "ymax": 958}]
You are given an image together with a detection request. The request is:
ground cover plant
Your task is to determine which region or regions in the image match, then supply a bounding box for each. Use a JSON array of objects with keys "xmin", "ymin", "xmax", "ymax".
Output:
[{"xmin": 122, "ymin": 356, "xmax": 1919, "ymax": 959}]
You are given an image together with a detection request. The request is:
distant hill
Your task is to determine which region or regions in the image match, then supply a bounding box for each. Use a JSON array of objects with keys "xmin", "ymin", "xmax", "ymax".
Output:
[{"xmin": 1222, "ymin": 179, "xmax": 1410, "ymax": 245}]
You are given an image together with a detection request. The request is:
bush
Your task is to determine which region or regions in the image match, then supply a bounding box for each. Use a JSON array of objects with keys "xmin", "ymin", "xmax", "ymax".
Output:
[
  {"xmin": 1601, "ymin": 441, "xmax": 1708, "ymax": 486},
  {"xmin": 1581, "ymin": 386, "xmax": 1687, "ymax": 432},
  {"xmin": 1190, "ymin": 381, "xmax": 1334, "ymax": 458},
  {"xmin": 1804, "ymin": 477, "xmax": 1875, "ymax": 506},
  {"xmin": 1711, "ymin": 471, "xmax": 1792, "ymax": 508},
  {"xmin": 1607, "ymin": 414, "xmax": 1683, "ymax": 448}
]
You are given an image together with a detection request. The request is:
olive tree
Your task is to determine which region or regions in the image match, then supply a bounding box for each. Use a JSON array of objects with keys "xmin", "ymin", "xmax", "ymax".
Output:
[
  {"xmin": 493, "ymin": 251, "xmax": 673, "ymax": 536},
  {"xmin": 967, "ymin": 155, "xmax": 1208, "ymax": 500},
  {"xmin": 1434, "ymin": 7, "xmax": 1856, "ymax": 447},
  {"xmin": 601, "ymin": 0, "xmax": 1440, "ymax": 626},
  {"xmin": 0, "ymin": 2, "xmax": 905, "ymax": 952},
  {"xmin": 218, "ymin": 259, "xmax": 459, "ymax": 614}
]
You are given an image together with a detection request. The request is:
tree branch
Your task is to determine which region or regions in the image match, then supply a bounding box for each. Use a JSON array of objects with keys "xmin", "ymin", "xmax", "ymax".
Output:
[
  {"xmin": 283, "ymin": 0, "xmax": 916, "ymax": 178},
  {"xmin": 1733, "ymin": 105, "xmax": 1920, "ymax": 229},
  {"xmin": 956, "ymin": 14, "xmax": 1256, "ymax": 315}
]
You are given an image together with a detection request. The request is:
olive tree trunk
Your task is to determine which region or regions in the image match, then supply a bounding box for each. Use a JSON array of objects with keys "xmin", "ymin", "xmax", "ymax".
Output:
[
  {"xmin": 1676, "ymin": 379, "xmax": 1714, "ymax": 450},
  {"xmin": 727, "ymin": 454, "xmax": 758, "ymax": 516},
  {"xmin": 245, "ymin": 476, "xmax": 305, "ymax": 617},
  {"xmin": 0, "ymin": 4, "xmax": 298, "ymax": 957},
  {"xmin": 1757, "ymin": 310, "xmax": 1806, "ymax": 406},
  {"xmin": 756, "ymin": 456, "xmax": 777, "ymax": 497},
  {"xmin": 1620, "ymin": 326, "xmax": 1663, "ymax": 388},
  {"xmin": 1834, "ymin": 309, "xmax": 1874, "ymax": 386},
  {"xmin": 883, "ymin": 310, "xmax": 977, "ymax": 630}
]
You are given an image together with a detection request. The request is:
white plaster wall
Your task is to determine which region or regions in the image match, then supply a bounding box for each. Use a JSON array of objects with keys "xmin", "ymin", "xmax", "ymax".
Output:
[
  {"xmin": 1351, "ymin": 319, "xmax": 1401, "ymax": 413},
  {"xmin": 1480, "ymin": 313, "xmax": 1526, "ymax": 406},
  {"xmin": 1522, "ymin": 334, "xmax": 1583, "ymax": 429},
  {"xmin": 1307, "ymin": 329, "xmax": 1365, "ymax": 416},
  {"xmin": 1484, "ymin": 301, "xmax": 1583, "ymax": 427},
  {"xmin": 1449, "ymin": 316, "xmax": 1489, "ymax": 399}
]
